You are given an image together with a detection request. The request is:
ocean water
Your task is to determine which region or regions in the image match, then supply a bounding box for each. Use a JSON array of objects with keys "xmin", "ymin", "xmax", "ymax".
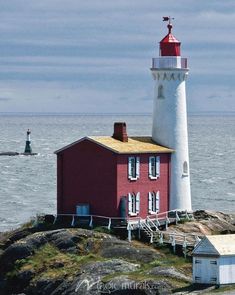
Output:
[{"xmin": 0, "ymin": 114, "xmax": 234, "ymax": 232}]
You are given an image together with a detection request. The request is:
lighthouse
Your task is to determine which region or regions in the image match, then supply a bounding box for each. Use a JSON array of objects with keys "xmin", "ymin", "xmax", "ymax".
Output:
[
  {"xmin": 24, "ymin": 129, "xmax": 33, "ymax": 154},
  {"xmin": 151, "ymin": 17, "xmax": 192, "ymax": 211}
]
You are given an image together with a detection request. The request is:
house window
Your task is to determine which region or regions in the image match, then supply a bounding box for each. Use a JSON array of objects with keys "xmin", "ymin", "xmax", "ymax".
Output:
[
  {"xmin": 128, "ymin": 192, "xmax": 140, "ymax": 216},
  {"xmin": 128, "ymin": 156, "xmax": 140, "ymax": 180},
  {"xmin": 148, "ymin": 191, "xmax": 160, "ymax": 214},
  {"xmin": 195, "ymin": 260, "xmax": 201, "ymax": 264},
  {"xmin": 149, "ymin": 156, "xmax": 160, "ymax": 179},
  {"xmin": 183, "ymin": 161, "xmax": 188, "ymax": 176},
  {"xmin": 157, "ymin": 85, "xmax": 165, "ymax": 99},
  {"xmin": 210, "ymin": 261, "xmax": 217, "ymax": 265}
]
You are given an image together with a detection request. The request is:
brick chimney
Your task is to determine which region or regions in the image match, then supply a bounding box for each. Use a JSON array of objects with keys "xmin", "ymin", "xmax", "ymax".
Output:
[{"xmin": 112, "ymin": 122, "xmax": 128, "ymax": 142}]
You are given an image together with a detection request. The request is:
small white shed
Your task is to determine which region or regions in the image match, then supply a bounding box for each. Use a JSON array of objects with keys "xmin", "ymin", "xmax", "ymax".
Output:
[{"xmin": 192, "ymin": 234, "xmax": 235, "ymax": 285}]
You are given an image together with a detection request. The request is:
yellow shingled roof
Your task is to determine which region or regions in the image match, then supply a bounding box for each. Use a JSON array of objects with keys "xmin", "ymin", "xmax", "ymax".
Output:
[
  {"xmin": 206, "ymin": 235, "xmax": 235, "ymax": 256},
  {"xmin": 88, "ymin": 136, "xmax": 173, "ymax": 154}
]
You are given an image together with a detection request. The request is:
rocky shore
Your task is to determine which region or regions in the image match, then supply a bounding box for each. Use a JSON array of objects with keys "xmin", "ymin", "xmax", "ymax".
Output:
[{"xmin": 0, "ymin": 210, "xmax": 235, "ymax": 295}]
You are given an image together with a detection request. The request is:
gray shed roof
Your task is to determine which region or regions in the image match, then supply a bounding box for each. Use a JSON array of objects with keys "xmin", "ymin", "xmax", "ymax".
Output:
[{"xmin": 193, "ymin": 234, "xmax": 235, "ymax": 256}]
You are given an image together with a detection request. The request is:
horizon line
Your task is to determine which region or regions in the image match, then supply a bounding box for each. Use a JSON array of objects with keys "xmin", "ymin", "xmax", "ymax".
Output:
[{"xmin": 0, "ymin": 111, "xmax": 235, "ymax": 116}]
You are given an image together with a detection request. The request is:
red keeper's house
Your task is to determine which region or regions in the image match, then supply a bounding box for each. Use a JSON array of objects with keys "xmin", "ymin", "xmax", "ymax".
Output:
[{"xmin": 55, "ymin": 122, "xmax": 173, "ymax": 219}]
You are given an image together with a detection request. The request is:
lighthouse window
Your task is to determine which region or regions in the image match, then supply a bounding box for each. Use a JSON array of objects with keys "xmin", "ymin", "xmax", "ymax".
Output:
[
  {"xmin": 128, "ymin": 157, "xmax": 140, "ymax": 180},
  {"xmin": 157, "ymin": 85, "xmax": 165, "ymax": 99},
  {"xmin": 128, "ymin": 192, "xmax": 140, "ymax": 215},
  {"xmin": 148, "ymin": 191, "xmax": 160, "ymax": 214},
  {"xmin": 183, "ymin": 161, "xmax": 188, "ymax": 176},
  {"xmin": 149, "ymin": 156, "xmax": 160, "ymax": 179}
]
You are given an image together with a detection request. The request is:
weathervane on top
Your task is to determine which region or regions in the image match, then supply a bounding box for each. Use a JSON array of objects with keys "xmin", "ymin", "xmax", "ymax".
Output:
[{"xmin": 163, "ymin": 16, "xmax": 175, "ymax": 34}]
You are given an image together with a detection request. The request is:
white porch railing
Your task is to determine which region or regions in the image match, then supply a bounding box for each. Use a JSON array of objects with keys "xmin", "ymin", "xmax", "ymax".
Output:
[{"xmin": 39, "ymin": 209, "xmax": 200, "ymax": 252}]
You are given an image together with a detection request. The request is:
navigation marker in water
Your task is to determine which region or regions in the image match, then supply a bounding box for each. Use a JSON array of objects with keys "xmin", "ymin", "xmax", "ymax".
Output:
[
  {"xmin": 23, "ymin": 129, "xmax": 38, "ymax": 155},
  {"xmin": 0, "ymin": 129, "xmax": 38, "ymax": 156},
  {"xmin": 24, "ymin": 129, "xmax": 32, "ymax": 154}
]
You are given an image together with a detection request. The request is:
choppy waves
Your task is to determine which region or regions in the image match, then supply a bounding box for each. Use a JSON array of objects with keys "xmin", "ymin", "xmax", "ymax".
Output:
[{"xmin": 0, "ymin": 114, "xmax": 234, "ymax": 231}]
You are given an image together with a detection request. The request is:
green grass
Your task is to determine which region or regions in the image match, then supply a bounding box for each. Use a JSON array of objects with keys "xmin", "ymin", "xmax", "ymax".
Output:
[
  {"xmin": 177, "ymin": 218, "xmax": 192, "ymax": 224},
  {"xmin": 7, "ymin": 243, "xmax": 103, "ymax": 282},
  {"xmin": 93, "ymin": 226, "xmax": 114, "ymax": 234},
  {"xmin": 150, "ymin": 246, "xmax": 192, "ymax": 271},
  {"xmin": 210, "ymin": 284, "xmax": 235, "ymax": 293},
  {"xmin": 101, "ymin": 245, "xmax": 191, "ymax": 290},
  {"xmin": 4, "ymin": 226, "xmax": 193, "ymax": 291}
]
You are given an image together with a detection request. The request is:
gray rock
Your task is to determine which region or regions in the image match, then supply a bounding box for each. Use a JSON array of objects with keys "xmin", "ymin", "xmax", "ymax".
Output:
[
  {"xmin": 100, "ymin": 236, "xmax": 130, "ymax": 247},
  {"xmin": 101, "ymin": 245, "xmax": 160, "ymax": 263},
  {"xmin": 49, "ymin": 232, "xmax": 77, "ymax": 250},
  {"xmin": 148, "ymin": 266, "xmax": 191, "ymax": 282},
  {"xmin": 63, "ymin": 259, "xmax": 140, "ymax": 295},
  {"xmin": 0, "ymin": 228, "xmax": 95, "ymax": 275},
  {"xmin": 167, "ymin": 210, "xmax": 235, "ymax": 237},
  {"xmin": 45, "ymin": 228, "xmax": 96, "ymax": 252},
  {"xmin": 23, "ymin": 232, "xmax": 48, "ymax": 249},
  {"xmin": 25, "ymin": 278, "xmax": 63, "ymax": 295},
  {"xmin": 50, "ymin": 280, "xmax": 72, "ymax": 295},
  {"xmin": 100, "ymin": 276, "xmax": 173, "ymax": 295},
  {"xmin": 0, "ymin": 231, "xmax": 52, "ymax": 273},
  {"xmin": 0, "ymin": 242, "xmax": 34, "ymax": 273},
  {"xmin": 100, "ymin": 275, "xmax": 144, "ymax": 294},
  {"xmin": 1, "ymin": 270, "xmax": 34, "ymax": 294},
  {"xmin": 83, "ymin": 259, "xmax": 139, "ymax": 275},
  {"xmin": 0, "ymin": 228, "xmax": 35, "ymax": 253},
  {"xmin": 17, "ymin": 270, "xmax": 34, "ymax": 283}
]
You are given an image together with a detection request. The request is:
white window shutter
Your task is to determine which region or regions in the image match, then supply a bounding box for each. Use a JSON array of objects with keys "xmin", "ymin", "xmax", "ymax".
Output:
[
  {"xmin": 148, "ymin": 192, "xmax": 152, "ymax": 213},
  {"xmin": 136, "ymin": 192, "xmax": 140, "ymax": 213},
  {"xmin": 156, "ymin": 156, "xmax": 160, "ymax": 177},
  {"xmin": 128, "ymin": 193, "xmax": 132, "ymax": 214},
  {"xmin": 128, "ymin": 157, "xmax": 132, "ymax": 179},
  {"xmin": 136, "ymin": 157, "xmax": 140, "ymax": 179},
  {"xmin": 156, "ymin": 191, "xmax": 160, "ymax": 212},
  {"xmin": 149, "ymin": 156, "xmax": 153, "ymax": 177}
]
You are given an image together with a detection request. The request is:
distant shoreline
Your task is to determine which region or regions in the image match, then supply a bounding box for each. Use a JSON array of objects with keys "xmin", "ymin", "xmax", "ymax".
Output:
[{"xmin": 0, "ymin": 111, "xmax": 235, "ymax": 117}]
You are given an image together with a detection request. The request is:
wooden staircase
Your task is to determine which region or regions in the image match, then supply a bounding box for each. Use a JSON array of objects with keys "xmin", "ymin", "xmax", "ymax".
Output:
[{"xmin": 127, "ymin": 210, "xmax": 201, "ymax": 252}]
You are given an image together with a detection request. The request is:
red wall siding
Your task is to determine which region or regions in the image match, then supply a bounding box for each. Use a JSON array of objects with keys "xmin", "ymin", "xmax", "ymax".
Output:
[
  {"xmin": 57, "ymin": 139, "xmax": 118, "ymax": 216},
  {"xmin": 57, "ymin": 154, "xmax": 63, "ymax": 213},
  {"xmin": 117, "ymin": 153, "xmax": 170, "ymax": 219}
]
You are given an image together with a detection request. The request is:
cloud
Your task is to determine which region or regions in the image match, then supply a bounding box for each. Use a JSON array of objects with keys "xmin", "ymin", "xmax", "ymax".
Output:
[
  {"xmin": 188, "ymin": 86, "xmax": 235, "ymax": 113},
  {"xmin": 0, "ymin": 1, "xmax": 234, "ymax": 113},
  {"xmin": 0, "ymin": 97, "xmax": 11, "ymax": 102}
]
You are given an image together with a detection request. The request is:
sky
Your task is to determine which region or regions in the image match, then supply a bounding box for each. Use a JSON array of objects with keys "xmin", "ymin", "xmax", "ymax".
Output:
[{"xmin": 0, "ymin": 0, "xmax": 234, "ymax": 114}]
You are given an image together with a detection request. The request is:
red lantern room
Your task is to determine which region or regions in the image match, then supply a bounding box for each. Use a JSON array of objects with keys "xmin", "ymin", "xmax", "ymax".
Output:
[{"xmin": 159, "ymin": 17, "xmax": 181, "ymax": 56}]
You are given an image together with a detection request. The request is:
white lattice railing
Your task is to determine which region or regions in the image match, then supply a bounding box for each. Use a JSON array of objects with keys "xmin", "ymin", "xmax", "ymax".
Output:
[{"xmin": 152, "ymin": 57, "xmax": 188, "ymax": 69}]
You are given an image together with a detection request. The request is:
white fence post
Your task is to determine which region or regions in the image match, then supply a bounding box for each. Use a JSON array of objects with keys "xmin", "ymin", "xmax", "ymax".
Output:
[
  {"xmin": 172, "ymin": 236, "xmax": 176, "ymax": 253},
  {"xmin": 138, "ymin": 218, "xmax": 141, "ymax": 239},
  {"xmin": 107, "ymin": 218, "xmax": 111, "ymax": 230},
  {"xmin": 127, "ymin": 222, "xmax": 132, "ymax": 242},
  {"xmin": 53, "ymin": 215, "xmax": 57, "ymax": 225},
  {"xmin": 71, "ymin": 215, "xmax": 75, "ymax": 227},
  {"xmin": 89, "ymin": 215, "xmax": 93, "ymax": 228},
  {"xmin": 176, "ymin": 211, "xmax": 180, "ymax": 224}
]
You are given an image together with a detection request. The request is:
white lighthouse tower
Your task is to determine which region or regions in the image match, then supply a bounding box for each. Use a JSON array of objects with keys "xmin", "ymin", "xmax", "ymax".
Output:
[{"xmin": 151, "ymin": 17, "xmax": 192, "ymax": 211}]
